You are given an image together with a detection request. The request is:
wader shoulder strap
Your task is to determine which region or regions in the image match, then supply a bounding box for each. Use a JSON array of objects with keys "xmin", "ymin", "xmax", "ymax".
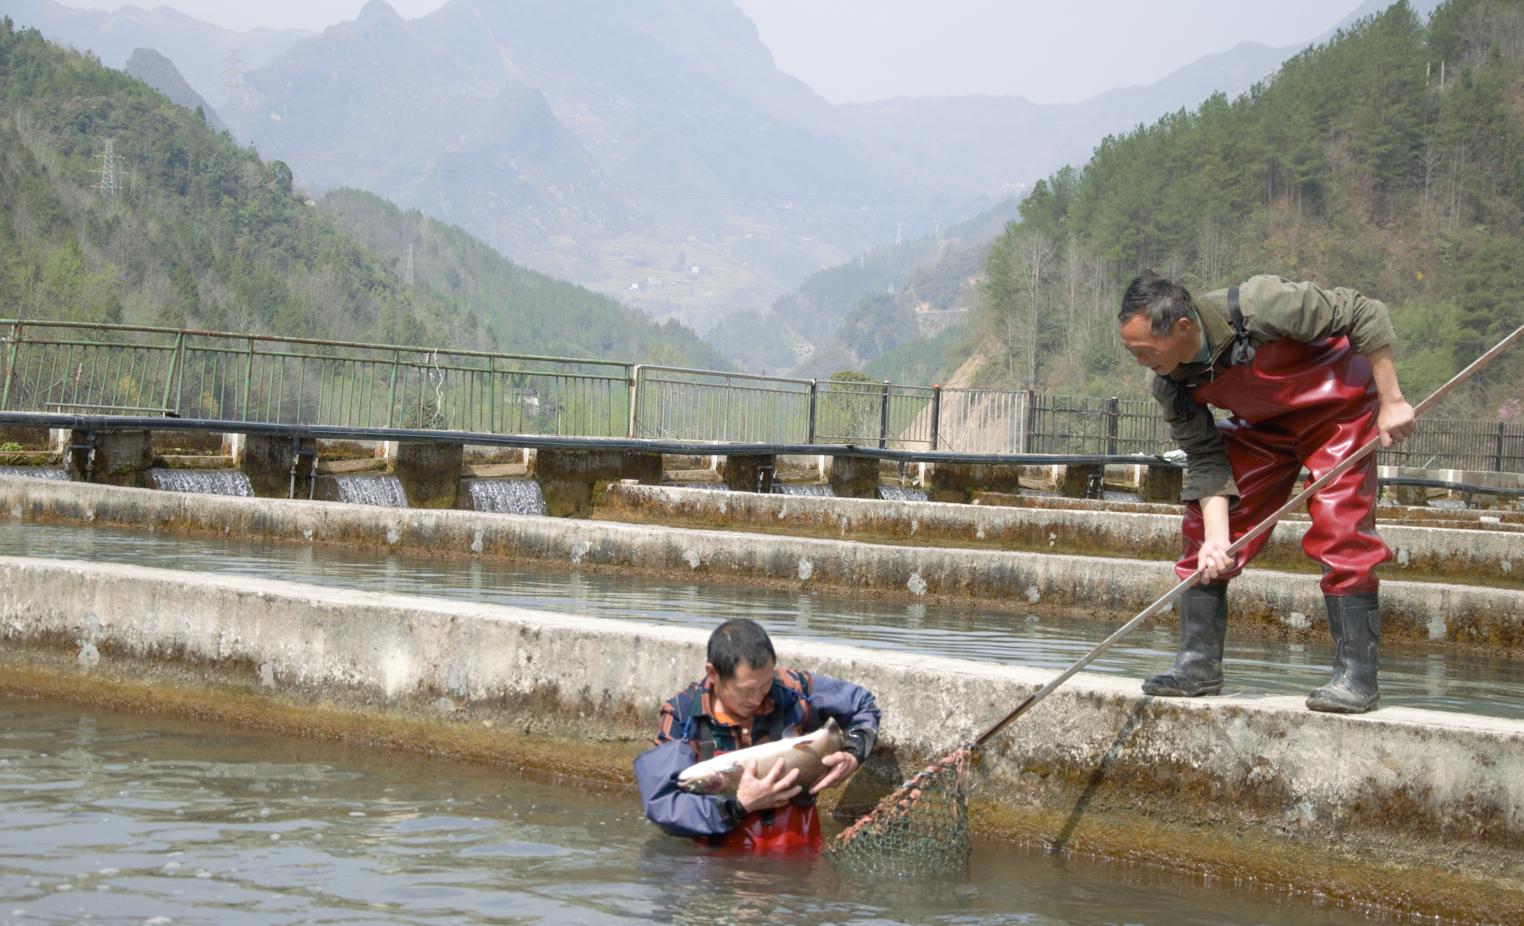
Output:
[
  {"xmin": 1227, "ymin": 286, "xmax": 1257, "ymax": 367},
  {"xmin": 693, "ymin": 713, "xmax": 717, "ymax": 761},
  {"xmin": 765, "ymin": 704, "xmax": 786, "ymax": 744},
  {"xmin": 675, "ymin": 689, "xmax": 718, "ymax": 761}
]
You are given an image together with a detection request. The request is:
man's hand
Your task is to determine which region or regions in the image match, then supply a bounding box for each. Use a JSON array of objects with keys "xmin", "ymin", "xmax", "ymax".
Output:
[
  {"xmin": 809, "ymin": 751, "xmax": 860, "ymax": 795},
  {"xmin": 1367, "ymin": 346, "xmax": 1415, "ymax": 447},
  {"xmin": 1197, "ymin": 536, "xmax": 1233, "ymax": 581},
  {"xmin": 1197, "ymin": 495, "xmax": 1233, "ymax": 581},
  {"xmin": 735, "ymin": 760, "xmax": 801, "ymax": 813},
  {"xmin": 1378, "ymin": 399, "xmax": 1417, "ymax": 447}
]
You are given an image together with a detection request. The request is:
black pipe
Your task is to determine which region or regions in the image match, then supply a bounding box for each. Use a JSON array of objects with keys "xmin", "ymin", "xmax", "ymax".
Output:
[
  {"xmin": 10, "ymin": 412, "xmax": 1524, "ymax": 501},
  {"xmin": 1379, "ymin": 475, "xmax": 1524, "ymax": 499},
  {"xmin": 0, "ymin": 411, "xmax": 1182, "ymax": 469}
]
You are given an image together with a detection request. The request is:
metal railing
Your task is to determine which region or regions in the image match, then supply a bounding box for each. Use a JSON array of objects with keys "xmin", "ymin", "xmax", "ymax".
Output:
[
  {"xmin": 629, "ymin": 366, "xmax": 813, "ymax": 443},
  {"xmin": 3, "ymin": 318, "xmax": 1521, "ymax": 473},
  {"xmin": 1381, "ymin": 417, "xmax": 1524, "ymax": 473},
  {"xmin": 1, "ymin": 320, "xmax": 630, "ymax": 438}
]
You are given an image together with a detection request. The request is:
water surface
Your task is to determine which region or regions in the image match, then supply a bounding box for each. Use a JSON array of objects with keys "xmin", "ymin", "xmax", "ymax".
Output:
[{"xmin": 0, "ymin": 698, "xmax": 1381, "ymax": 925}]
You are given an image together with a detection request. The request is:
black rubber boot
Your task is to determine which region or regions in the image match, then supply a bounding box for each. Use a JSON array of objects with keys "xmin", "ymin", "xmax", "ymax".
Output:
[
  {"xmin": 1307, "ymin": 593, "xmax": 1381, "ymax": 713},
  {"xmin": 1142, "ymin": 584, "xmax": 1227, "ymax": 696}
]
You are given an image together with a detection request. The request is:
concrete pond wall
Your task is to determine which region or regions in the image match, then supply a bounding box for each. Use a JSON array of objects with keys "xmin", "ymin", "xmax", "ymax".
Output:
[
  {"xmin": 0, "ymin": 556, "xmax": 1521, "ymax": 923},
  {"xmin": 598, "ymin": 484, "xmax": 1524, "ymax": 588},
  {"xmin": 3, "ymin": 475, "xmax": 1523, "ymax": 655}
]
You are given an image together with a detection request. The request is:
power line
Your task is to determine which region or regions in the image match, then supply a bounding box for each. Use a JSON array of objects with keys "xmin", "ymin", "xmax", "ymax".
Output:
[{"xmin": 93, "ymin": 139, "xmax": 122, "ymax": 198}]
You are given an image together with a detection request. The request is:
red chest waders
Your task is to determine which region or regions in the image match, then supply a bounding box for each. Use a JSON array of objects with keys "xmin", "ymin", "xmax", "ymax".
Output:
[
  {"xmin": 692, "ymin": 712, "xmax": 823, "ymax": 853},
  {"xmin": 1177, "ymin": 333, "xmax": 1391, "ymax": 595}
]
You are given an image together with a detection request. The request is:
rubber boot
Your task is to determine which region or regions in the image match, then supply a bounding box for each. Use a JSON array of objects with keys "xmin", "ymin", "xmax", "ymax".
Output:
[
  {"xmin": 1307, "ymin": 593, "xmax": 1380, "ymax": 714},
  {"xmin": 1142, "ymin": 584, "xmax": 1227, "ymax": 696}
]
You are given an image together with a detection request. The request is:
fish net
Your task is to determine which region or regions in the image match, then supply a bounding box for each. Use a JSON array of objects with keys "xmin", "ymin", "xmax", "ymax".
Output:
[{"xmin": 825, "ymin": 746, "xmax": 974, "ymax": 878}]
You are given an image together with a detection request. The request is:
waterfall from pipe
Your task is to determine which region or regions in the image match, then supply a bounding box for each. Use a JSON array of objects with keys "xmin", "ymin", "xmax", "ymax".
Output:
[
  {"xmin": 146, "ymin": 468, "xmax": 255, "ymax": 497},
  {"xmin": 465, "ymin": 479, "xmax": 548, "ymax": 516}
]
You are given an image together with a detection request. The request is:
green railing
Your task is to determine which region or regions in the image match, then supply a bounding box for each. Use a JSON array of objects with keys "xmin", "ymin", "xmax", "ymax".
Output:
[
  {"xmin": 0, "ymin": 320, "xmax": 631, "ymax": 437},
  {"xmin": 3, "ymin": 318, "xmax": 1521, "ymax": 472}
]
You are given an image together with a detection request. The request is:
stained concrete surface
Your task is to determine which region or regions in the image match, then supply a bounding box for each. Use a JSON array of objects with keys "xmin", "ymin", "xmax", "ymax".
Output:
[
  {"xmin": 597, "ymin": 484, "xmax": 1523, "ymax": 587},
  {"xmin": 3, "ymin": 475, "xmax": 1521, "ymax": 655}
]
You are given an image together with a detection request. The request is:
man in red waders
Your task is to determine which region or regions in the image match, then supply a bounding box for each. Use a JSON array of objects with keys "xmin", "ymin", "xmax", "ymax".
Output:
[
  {"xmin": 634, "ymin": 619, "xmax": 880, "ymax": 851},
  {"xmin": 1119, "ymin": 273, "xmax": 1417, "ymax": 713}
]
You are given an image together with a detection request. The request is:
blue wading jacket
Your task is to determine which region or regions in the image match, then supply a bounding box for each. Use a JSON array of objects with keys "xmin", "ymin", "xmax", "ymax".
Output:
[{"xmin": 633, "ymin": 667, "xmax": 880, "ymax": 838}]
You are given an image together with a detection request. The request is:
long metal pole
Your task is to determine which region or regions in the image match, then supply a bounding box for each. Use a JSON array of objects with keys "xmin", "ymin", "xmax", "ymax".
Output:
[
  {"xmin": 806, "ymin": 380, "xmax": 818, "ymax": 444},
  {"xmin": 241, "ymin": 340, "xmax": 256, "ymax": 422},
  {"xmin": 929, "ymin": 385, "xmax": 942, "ymax": 452},
  {"xmin": 972, "ymin": 322, "xmax": 1524, "ymax": 749},
  {"xmin": 160, "ymin": 332, "xmax": 184, "ymax": 415},
  {"xmin": 385, "ymin": 350, "xmax": 400, "ymax": 429},
  {"xmin": 2, "ymin": 322, "xmax": 22, "ymax": 409},
  {"xmin": 626, "ymin": 364, "xmax": 640, "ymax": 439}
]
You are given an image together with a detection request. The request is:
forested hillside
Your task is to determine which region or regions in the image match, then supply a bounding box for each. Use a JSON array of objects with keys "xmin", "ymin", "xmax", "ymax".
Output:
[
  {"xmin": 0, "ymin": 20, "xmax": 722, "ymax": 366},
  {"xmin": 710, "ymin": 196, "xmax": 1019, "ymax": 377},
  {"xmin": 318, "ymin": 190, "xmax": 727, "ymax": 367},
  {"xmin": 976, "ymin": 0, "xmax": 1523, "ymax": 418}
]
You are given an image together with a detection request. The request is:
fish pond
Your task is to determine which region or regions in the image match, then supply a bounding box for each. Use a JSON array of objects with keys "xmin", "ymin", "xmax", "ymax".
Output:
[{"xmin": 0, "ymin": 697, "xmax": 1381, "ymax": 925}]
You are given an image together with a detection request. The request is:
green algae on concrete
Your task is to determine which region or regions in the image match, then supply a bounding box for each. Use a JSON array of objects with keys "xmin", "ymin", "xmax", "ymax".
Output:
[
  {"xmin": 239, "ymin": 433, "xmax": 317, "ymax": 499},
  {"xmin": 827, "ymin": 455, "xmax": 880, "ymax": 499},
  {"xmin": 66, "ymin": 429, "xmax": 153, "ymax": 487},
  {"xmin": 534, "ymin": 448, "xmax": 662, "ymax": 517},
  {"xmin": 927, "ymin": 462, "xmax": 1026, "ymax": 503},
  {"xmin": 0, "ymin": 450, "xmax": 60, "ymax": 467},
  {"xmin": 721, "ymin": 454, "xmax": 776, "ymax": 493},
  {"xmin": 392, "ymin": 440, "xmax": 464, "ymax": 509}
]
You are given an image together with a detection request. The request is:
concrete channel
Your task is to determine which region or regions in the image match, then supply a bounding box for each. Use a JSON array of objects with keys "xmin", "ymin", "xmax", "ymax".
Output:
[
  {"xmin": 599, "ymin": 484, "xmax": 1524, "ymax": 587},
  {"xmin": 0, "ymin": 556, "xmax": 1521, "ymax": 923},
  {"xmin": 3, "ymin": 475, "xmax": 1523, "ymax": 655}
]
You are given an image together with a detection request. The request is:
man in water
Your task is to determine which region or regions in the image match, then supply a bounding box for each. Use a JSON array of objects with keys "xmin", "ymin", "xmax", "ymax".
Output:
[
  {"xmin": 1118, "ymin": 272, "xmax": 1416, "ymax": 713},
  {"xmin": 634, "ymin": 618, "xmax": 880, "ymax": 851}
]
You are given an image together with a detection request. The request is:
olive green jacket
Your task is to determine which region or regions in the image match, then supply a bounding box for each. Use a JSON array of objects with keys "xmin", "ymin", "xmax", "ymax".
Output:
[{"xmin": 1151, "ymin": 275, "xmax": 1396, "ymax": 502}]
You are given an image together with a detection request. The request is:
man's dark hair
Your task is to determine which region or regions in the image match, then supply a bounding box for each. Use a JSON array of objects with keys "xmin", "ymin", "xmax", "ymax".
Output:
[
  {"xmin": 707, "ymin": 619, "xmax": 776, "ymax": 678},
  {"xmin": 1119, "ymin": 271, "xmax": 1195, "ymax": 335}
]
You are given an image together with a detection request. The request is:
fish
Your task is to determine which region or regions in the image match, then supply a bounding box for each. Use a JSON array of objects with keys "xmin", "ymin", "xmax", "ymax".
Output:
[{"xmin": 677, "ymin": 717, "xmax": 844, "ymax": 796}]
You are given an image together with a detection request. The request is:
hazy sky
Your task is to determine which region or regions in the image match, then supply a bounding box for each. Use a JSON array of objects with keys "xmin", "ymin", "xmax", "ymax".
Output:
[{"xmin": 54, "ymin": 0, "xmax": 1368, "ymax": 104}]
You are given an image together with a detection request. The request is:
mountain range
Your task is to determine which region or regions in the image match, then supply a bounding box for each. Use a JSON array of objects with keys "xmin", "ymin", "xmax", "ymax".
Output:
[
  {"xmin": 0, "ymin": 0, "xmax": 307, "ymax": 116},
  {"xmin": 0, "ymin": 21, "xmax": 724, "ymax": 374},
  {"xmin": 0, "ymin": 0, "xmax": 1442, "ymax": 376},
  {"xmin": 124, "ymin": 47, "xmax": 224, "ymax": 133}
]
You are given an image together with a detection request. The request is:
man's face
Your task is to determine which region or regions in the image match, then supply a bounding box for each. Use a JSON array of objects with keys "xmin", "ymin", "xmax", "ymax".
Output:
[
  {"xmin": 1120, "ymin": 313, "xmax": 1201, "ymax": 376},
  {"xmin": 706, "ymin": 658, "xmax": 775, "ymax": 722}
]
